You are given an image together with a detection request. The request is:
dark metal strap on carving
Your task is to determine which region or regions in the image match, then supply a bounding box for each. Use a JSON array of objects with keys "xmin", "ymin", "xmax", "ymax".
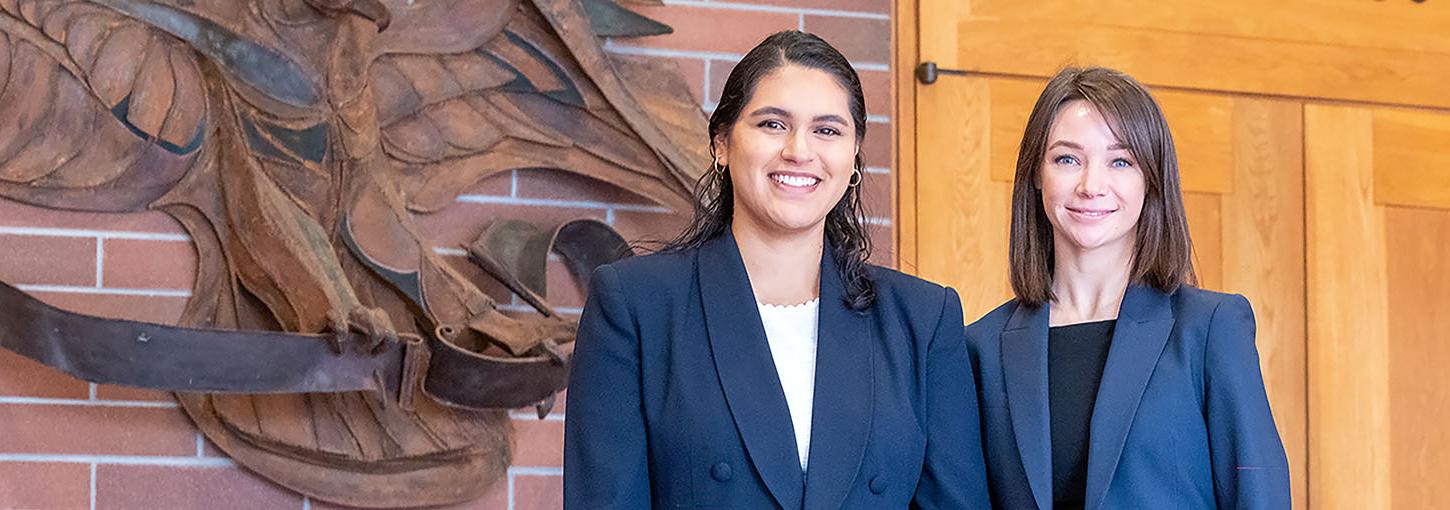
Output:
[
  {"xmin": 0, "ymin": 278, "xmax": 410, "ymax": 395},
  {"xmin": 0, "ymin": 218, "xmax": 633, "ymax": 414}
]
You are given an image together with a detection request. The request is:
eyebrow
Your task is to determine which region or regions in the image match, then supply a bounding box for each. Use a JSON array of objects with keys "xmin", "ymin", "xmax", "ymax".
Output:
[
  {"xmin": 747, "ymin": 106, "xmax": 850, "ymax": 125},
  {"xmin": 1046, "ymin": 140, "xmax": 1130, "ymax": 151}
]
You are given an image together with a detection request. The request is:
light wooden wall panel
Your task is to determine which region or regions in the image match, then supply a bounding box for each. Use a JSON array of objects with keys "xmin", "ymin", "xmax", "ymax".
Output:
[
  {"xmin": 1372, "ymin": 109, "xmax": 1450, "ymax": 211},
  {"xmin": 914, "ymin": 76, "xmax": 1012, "ymax": 319},
  {"xmin": 1183, "ymin": 192, "xmax": 1222, "ymax": 292},
  {"xmin": 955, "ymin": 18, "xmax": 1450, "ymax": 110},
  {"xmin": 1305, "ymin": 104, "xmax": 1391, "ymax": 509},
  {"xmin": 1222, "ymin": 98, "xmax": 1307, "ymax": 509},
  {"xmin": 968, "ymin": 0, "xmax": 1450, "ymax": 55},
  {"xmin": 1385, "ymin": 206, "xmax": 1450, "ymax": 510}
]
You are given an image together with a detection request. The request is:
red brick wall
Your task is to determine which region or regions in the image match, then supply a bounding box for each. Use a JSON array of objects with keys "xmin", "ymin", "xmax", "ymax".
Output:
[{"xmin": 0, "ymin": 1, "xmax": 893, "ymax": 508}]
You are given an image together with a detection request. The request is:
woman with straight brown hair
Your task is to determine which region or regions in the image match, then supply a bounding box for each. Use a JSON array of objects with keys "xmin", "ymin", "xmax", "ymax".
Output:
[{"xmin": 965, "ymin": 67, "xmax": 1290, "ymax": 509}]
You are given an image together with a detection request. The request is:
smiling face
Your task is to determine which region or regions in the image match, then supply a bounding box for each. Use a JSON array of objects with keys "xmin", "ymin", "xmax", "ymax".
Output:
[
  {"xmin": 715, "ymin": 64, "xmax": 858, "ymax": 239},
  {"xmin": 1039, "ymin": 99, "xmax": 1147, "ymax": 257}
]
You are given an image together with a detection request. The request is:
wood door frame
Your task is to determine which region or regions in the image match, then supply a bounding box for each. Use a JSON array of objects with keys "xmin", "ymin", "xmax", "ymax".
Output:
[{"xmin": 892, "ymin": 0, "xmax": 920, "ymax": 273}]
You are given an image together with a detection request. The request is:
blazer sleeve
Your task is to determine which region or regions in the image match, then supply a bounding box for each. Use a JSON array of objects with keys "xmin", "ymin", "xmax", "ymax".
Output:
[
  {"xmin": 1204, "ymin": 294, "xmax": 1292, "ymax": 509},
  {"xmin": 563, "ymin": 265, "xmax": 652, "ymax": 509},
  {"xmin": 912, "ymin": 287, "xmax": 993, "ymax": 509}
]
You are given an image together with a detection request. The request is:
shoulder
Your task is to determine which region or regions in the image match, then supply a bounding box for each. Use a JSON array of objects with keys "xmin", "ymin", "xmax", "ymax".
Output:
[
  {"xmin": 865, "ymin": 265, "xmax": 957, "ymax": 318},
  {"xmin": 964, "ymin": 299, "xmax": 1019, "ymax": 347},
  {"xmin": 867, "ymin": 264, "xmax": 948, "ymax": 300},
  {"xmin": 1169, "ymin": 286, "xmax": 1253, "ymax": 322},
  {"xmin": 592, "ymin": 249, "xmax": 695, "ymax": 295}
]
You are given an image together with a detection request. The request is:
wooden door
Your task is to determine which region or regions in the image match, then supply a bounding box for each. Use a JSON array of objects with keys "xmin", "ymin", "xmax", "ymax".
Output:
[
  {"xmin": 897, "ymin": 1, "xmax": 1450, "ymax": 507},
  {"xmin": 1305, "ymin": 104, "xmax": 1450, "ymax": 509}
]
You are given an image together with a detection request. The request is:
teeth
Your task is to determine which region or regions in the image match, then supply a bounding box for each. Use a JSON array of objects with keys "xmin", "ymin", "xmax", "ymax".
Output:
[{"xmin": 771, "ymin": 174, "xmax": 820, "ymax": 187}]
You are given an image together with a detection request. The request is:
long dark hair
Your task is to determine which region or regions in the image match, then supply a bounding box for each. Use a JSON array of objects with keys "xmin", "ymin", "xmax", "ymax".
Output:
[
  {"xmin": 663, "ymin": 30, "xmax": 875, "ymax": 312},
  {"xmin": 1008, "ymin": 66, "xmax": 1197, "ymax": 305}
]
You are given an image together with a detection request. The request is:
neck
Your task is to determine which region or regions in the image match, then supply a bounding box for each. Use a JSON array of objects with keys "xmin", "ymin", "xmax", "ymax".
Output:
[
  {"xmin": 732, "ymin": 219, "xmax": 824, "ymax": 307},
  {"xmin": 1049, "ymin": 237, "xmax": 1134, "ymax": 326}
]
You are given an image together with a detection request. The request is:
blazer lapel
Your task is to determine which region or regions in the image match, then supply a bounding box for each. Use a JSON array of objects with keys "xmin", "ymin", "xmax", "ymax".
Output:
[
  {"xmin": 698, "ymin": 233, "xmax": 805, "ymax": 510},
  {"xmin": 1083, "ymin": 285, "xmax": 1175, "ymax": 510},
  {"xmin": 1000, "ymin": 302, "xmax": 1053, "ymax": 510},
  {"xmin": 801, "ymin": 249, "xmax": 873, "ymax": 510}
]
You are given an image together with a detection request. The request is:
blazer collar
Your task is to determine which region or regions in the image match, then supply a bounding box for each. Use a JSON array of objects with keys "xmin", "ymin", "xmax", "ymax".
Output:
[
  {"xmin": 1083, "ymin": 285, "xmax": 1174, "ymax": 510},
  {"xmin": 999, "ymin": 284, "xmax": 1175, "ymax": 510},
  {"xmin": 1000, "ymin": 301, "xmax": 1052, "ymax": 510},
  {"xmin": 697, "ymin": 231, "xmax": 873, "ymax": 510}
]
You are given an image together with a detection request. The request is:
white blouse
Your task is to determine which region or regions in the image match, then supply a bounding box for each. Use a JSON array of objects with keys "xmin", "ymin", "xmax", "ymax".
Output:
[{"xmin": 757, "ymin": 298, "xmax": 820, "ymax": 472}]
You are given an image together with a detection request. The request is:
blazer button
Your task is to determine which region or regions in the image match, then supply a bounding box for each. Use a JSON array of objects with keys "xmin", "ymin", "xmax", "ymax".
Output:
[
  {"xmin": 711, "ymin": 462, "xmax": 733, "ymax": 482},
  {"xmin": 868, "ymin": 475, "xmax": 887, "ymax": 495}
]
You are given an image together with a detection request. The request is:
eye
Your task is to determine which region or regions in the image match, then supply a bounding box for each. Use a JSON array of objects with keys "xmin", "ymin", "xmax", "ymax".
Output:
[
  {"xmin": 1111, "ymin": 158, "xmax": 1135, "ymax": 168},
  {"xmin": 1052, "ymin": 154, "xmax": 1079, "ymax": 166},
  {"xmin": 816, "ymin": 126, "xmax": 843, "ymax": 137},
  {"xmin": 757, "ymin": 119, "xmax": 786, "ymax": 131}
]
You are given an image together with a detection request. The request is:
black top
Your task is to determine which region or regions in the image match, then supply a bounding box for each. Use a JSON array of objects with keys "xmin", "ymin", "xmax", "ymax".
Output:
[{"xmin": 1048, "ymin": 319, "xmax": 1116, "ymax": 510}]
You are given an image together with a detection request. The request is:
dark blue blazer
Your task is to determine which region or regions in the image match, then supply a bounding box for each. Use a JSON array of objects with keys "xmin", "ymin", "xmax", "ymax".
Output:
[
  {"xmin": 965, "ymin": 285, "xmax": 1290, "ymax": 509},
  {"xmin": 564, "ymin": 233, "xmax": 991, "ymax": 509}
]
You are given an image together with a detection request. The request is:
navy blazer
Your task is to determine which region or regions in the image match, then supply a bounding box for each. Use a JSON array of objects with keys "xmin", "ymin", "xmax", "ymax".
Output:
[
  {"xmin": 564, "ymin": 233, "xmax": 991, "ymax": 509},
  {"xmin": 965, "ymin": 285, "xmax": 1290, "ymax": 509}
]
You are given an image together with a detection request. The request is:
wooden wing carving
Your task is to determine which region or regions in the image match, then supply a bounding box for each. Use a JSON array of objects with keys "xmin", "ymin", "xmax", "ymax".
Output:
[{"xmin": 0, "ymin": 0, "xmax": 707, "ymax": 507}]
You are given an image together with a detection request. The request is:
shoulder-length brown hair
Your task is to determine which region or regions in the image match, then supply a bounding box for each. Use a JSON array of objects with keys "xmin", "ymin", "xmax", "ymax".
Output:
[{"xmin": 1009, "ymin": 66, "xmax": 1196, "ymax": 306}]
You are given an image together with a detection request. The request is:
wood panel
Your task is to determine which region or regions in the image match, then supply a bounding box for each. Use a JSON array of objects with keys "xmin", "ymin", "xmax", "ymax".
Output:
[
  {"xmin": 1221, "ymin": 98, "xmax": 1306, "ymax": 509},
  {"xmin": 1385, "ymin": 206, "xmax": 1450, "ymax": 510},
  {"xmin": 1372, "ymin": 108, "xmax": 1450, "ymax": 211},
  {"xmin": 986, "ymin": 78, "xmax": 1043, "ymax": 184},
  {"xmin": 968, "ymin": 0, "xmax": 1450, "ymax": 55},
  {"xmin": 1305, "ymin": 103, "xmax": 1392, "ymax": 509},
  {"xmin": 1157, "ymin": 90, "xmax": 1233, "ymax": 195},
  {"xmin": 918, "ymin": 0, "xmax": 971, "ymax": 69},
  {"xmin": 955, "ymin": 17, "xmax": 1450, "ymax": 110},
  {"xmin": 914, "ymin": 76, "xmax": 1012, "ymax": 319},
  {"xmin": 1183, "ymin": 192, "xmax": 1222, "ymax": 291},
  {"xmin": 894, "ymin": 0, "xmax": 920, "ymax": 270}
]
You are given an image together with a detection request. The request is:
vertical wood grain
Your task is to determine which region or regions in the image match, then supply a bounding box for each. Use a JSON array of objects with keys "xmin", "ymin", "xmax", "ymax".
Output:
[
  {"xmin": 1305, "ymin": 103, "xmax": 1392, "ymax": 509},
  {"xmin": 1222, "ymin": 98, "xmax": 1307, "ymax": 510}
]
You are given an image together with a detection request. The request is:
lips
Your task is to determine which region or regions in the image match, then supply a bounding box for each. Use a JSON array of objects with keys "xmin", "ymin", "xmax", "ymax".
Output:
[
  {"xmin": 1066, "ymin": 206, "xmax": 1117, "ymax": 219},
  {"xmin": 769, "ymin": 172, "xmax": 822, "ymax": 189}
]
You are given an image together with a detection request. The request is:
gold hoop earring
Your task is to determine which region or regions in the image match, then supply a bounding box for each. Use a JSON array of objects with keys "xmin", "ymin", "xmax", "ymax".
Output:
[
  {"xmin": 848, "ymin": 168, "xmax": 863, "ymax": 187},
  {"xmin": 712, "ymin": 160, "xmax": 724, "ymax": 175}
]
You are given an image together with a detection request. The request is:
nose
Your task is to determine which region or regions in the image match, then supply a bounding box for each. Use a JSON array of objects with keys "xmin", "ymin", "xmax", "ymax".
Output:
[
  {"xmin": 780, "ymin": 129, "xmax": 816, "ymax": 165},
  {"xmin": 1075, "ymin": 161, "xmax": 1109, "ymax": 197}
]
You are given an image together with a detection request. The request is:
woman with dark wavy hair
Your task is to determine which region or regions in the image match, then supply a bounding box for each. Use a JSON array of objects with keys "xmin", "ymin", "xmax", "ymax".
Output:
[{"xmin": 564, "ymin": 31, "xmax": 990, "ymax": 509}]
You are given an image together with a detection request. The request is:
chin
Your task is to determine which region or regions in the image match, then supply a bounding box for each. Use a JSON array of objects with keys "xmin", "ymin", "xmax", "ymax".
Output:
[
  {"xmin": 766, "ymin": 210, "xmax": 830, "ymax": 233},
  {"xmin": 1066, "ymin": 232, "xmax": 1130, "ymax": 252}
]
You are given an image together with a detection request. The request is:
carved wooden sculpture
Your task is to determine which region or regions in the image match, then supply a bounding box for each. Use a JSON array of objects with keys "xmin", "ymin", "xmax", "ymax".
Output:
[{"xmin": 0, "ymin": 0, "xmax": 706, "ymax": 506}]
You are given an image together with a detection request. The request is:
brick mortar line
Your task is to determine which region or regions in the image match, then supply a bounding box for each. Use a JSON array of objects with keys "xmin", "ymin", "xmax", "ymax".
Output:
[
  {"xmin": 0, "ymin": 397, "xmax": 178, "ymax": 408},
  {"xmin": 509, "ymin": 411, "xmax": 565, "ymax": 422},
  {"xmin": 0, "ymin": 226, "xmax": 189, "ymax": 241},
  {"xmin": 508, "ymin": 466, "xmax": 564, "ymax": 476},
  {"xmin": 16, "ymin": 284, "xmax": 192, "ymax": 297},
  {"xmin": 95, "ymin": 238, "xmax": 105, "ymax": 288},
  {"xmin": 455, "ymin": 194, "xmax": 671, "ymax": 213},
  {"xmin": 660, "ymin": 0, "xmax": 890, "ymax": 19},
  {"xmin": 604, "ymin": 41, "xmax": 890, "ymax": 71},
  {"xmin": 0, "ymin": 454, "xmax": 236, "ymax": 467}
]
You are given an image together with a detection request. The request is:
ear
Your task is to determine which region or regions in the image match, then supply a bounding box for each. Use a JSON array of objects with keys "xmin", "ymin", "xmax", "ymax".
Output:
[{"xmin": 712, "ymin": 134, "xmax": 729, "ymax": 167}]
